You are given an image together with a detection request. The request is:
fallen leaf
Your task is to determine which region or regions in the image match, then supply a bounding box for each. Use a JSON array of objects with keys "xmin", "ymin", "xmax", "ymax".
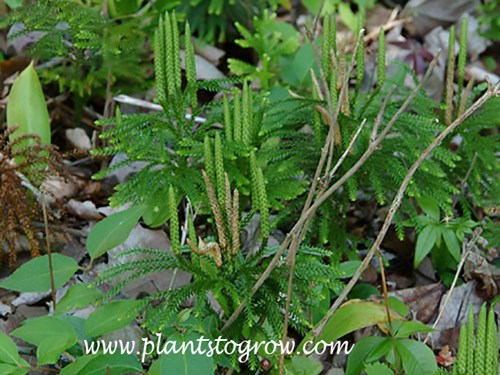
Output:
[{"xmin": 436, "ymin": 345, "xmax": 456, "ymax": 367}]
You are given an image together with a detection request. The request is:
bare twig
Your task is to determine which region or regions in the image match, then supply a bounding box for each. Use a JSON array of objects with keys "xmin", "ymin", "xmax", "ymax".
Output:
[
  {"xmin": 113, "ymin": 94, "xmax": 206, "ymax": 123},
  {"xmin": 42, "ymin": 200, "xmax": 57, "ymax": 310}
]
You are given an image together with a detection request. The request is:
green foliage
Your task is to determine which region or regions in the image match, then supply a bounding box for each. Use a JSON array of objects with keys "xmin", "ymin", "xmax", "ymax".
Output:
[
  {"xmin": 228, "ymin": 11, "xmax": 300, "ymax": 88},
  {"xmin": 0, "ymin": 254, "xmax": 79, "ymax": 292},
  {"xmin": 407, "ymin": 196, "xmax": 478, "ymax": 269},
  {"xmin": 60, "ymin": 353, "xmax": 142, "ymax": 375},
  {"xmin": 83, "ymin": 300, "xmax": 141, "ymax": 337},
  {"xmin": 318, "ymin": 300, "xmax": 405, "ymax": 343},
  {"xmin": 96, "ymin": 243, "xmax": 342, "ymax": 370},
  {"xmin": 178, "ymin": 0, "xmax": 285, "ymax": 44},
  {"xmin": 55, "ymin": 284, "xmax": 101, "ymax": 315},
  {"xmin": 169, "ymin": 185, "xmax": 181, "ymax": 254},
  {"xmin": 303, "ymin": 0, "xmax": 374, "ymax": 33},
  {"xmin": 149, "ymin": 332, "xmax": 214, "ymax": 375},
  {"xmin": 345, "ymin": 315, "xmax": 437, "ymax": 375},
  {"xmin": 7, "ymin": 62, "xmax": 51, "ymax": 145},
  {"xmin": 0, "ymin": 333, "xmax": 30, "ymax": 374},
  {"xmin": 93, "ymin": 12, "xmax": 309, "ymax": 238},
  {"xmin": 455, "ymin": 304, "xmax": 499, "ymax": 375},
  {"xmin": 86, "ymin": 205, "xmax": 146, "ymax": 260},
  {"xmin": 477, "ymin": 0, "xmax": 500, "ymax": 40},
  {"xmin": 12, "ymin": 316, "xmax": 78, "ymax": 365},
  {"xmin": 10, "ymin": 0, "xmax": 148, "ymax": 101}
]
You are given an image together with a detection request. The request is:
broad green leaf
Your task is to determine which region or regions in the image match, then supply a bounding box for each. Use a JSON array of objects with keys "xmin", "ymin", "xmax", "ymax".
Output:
[
  {"xmin": 37, "ymin": 335, "xmax": 77, "ymax": 365},
  {"xmin": 414, "ymin": 225, "xmax": 440, "ymax": 268},
  {"xmin": 58, "ymin": 315, "xmax": 86, "ymax": 340},
  {"xmin": 396, "ymin": 339, "xmax": 437, "ymax": 375},
  {"xmin": 349, "ymin": 284, "xmax": 380, "ymax": 300},
  {"xmin": 441, "ymin": 227, "xmax": 461, "ymax": 262},
  {"xmin": 148, "ymin": 333, "xmax": 213, "ymax": 375},
  {"xmin": 388, "ymin": 297, "xmax": 408, "ymax": 317},
  {"xmin": 0, "ymin": 254, "xmax": 79, "ymax": 292},
  {"xmin": 416, "ymin": 196, "xmax": 440, "ymax": 222},
  {"xmin": 60, "ymin": 355, "xmax": 96, "ymax": 375},
  {"xmin": 318, "ymin": 300, "xmax": 404, "ymax": 343},
  {"xmin": 365, "ymin": 362, "xmax": 394, "ymax": 375},
  {"xmin": 395, "ymin": 321, "xmax": 434, "ymax": 338},
  {"xmin": 61, "ymin": 353, "xmax": 142, "ymax": 375},
  {"xmin": 86, "ymin": 205, "xmax": 146, "ymax": 260},
  {"xmin": 5, "ymin": 0, "xmax": 23, "ymax": 9},
  {"xmin": 302, "ymin": 0, "xmax": 323, "ymax": 14},
  {"xmin": 0, "ymin": 333, "xmax": 29, "ymax": 369},
  {"xmin": 143, "ymin": 198, "xmax": 170, "ymax": 228},
  {"xmin": 84, "ymin": 300, "xmax": 140, "ymax": 337},
  {"xmin": 339, "ymin": 260, "xmax": 363, "ymax": 278},
  {"xmin": 107, "ymin": 0, "xmax": 141, "ymax": 17},
  {"xmin": 11, "ymin": 316, "xmax": 77, "ymax": 365},
  {"xmin": 346, "ymin": 336, "xmax": 391, "ymax": 375},
  {"xmin": 338, "ymin": 2, "xmax": 357, "ymax": 32},
  {"xmin": 0, "ymin": 363, "xmax": 27, "ymax": 375},
  {"xmin": 55, "ymin": 284, "xmax": 101, "ymax": 315},
  {"xmin": 7, "ymin": 62, "xmax": 50, "ymax": 144},
  {"xmin": 279, "ymin": 355, "xmax": 322, "ymax": 375}
]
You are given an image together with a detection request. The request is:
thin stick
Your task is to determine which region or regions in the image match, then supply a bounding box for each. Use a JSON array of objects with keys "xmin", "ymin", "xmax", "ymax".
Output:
[
  {"xmin": 42, "ymin": 201, "xmax": 57, "ymax": 310},
  {"xmin": 113, "ymin": 94, "xmax": 206, "ymax": 123},
  {"xmin": 423, "ymin": 228, "xmax": 482, "ymax": 345}
]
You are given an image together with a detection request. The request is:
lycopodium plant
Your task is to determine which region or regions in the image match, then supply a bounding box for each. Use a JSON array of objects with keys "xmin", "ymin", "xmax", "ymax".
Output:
[
  {"xmin": 453, "ymin": 304, "xmax": 499, "ymax": 375},
  {"xmin": 92, "ymin": 11, "xmax": 309, "ymax": 236},
  {"xmin": 94, "ymin": 172, "xmax": 342, "ymax": 371}
]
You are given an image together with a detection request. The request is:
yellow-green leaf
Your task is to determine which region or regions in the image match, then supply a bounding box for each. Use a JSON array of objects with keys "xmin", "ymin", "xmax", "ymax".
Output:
[
  {"xmin": 7, "ymin": 62, "xmax": 51, "ymax": 144},
  {"xmin": 318, "ymin": 300, "xmax": 404, "ymax": 342}
]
